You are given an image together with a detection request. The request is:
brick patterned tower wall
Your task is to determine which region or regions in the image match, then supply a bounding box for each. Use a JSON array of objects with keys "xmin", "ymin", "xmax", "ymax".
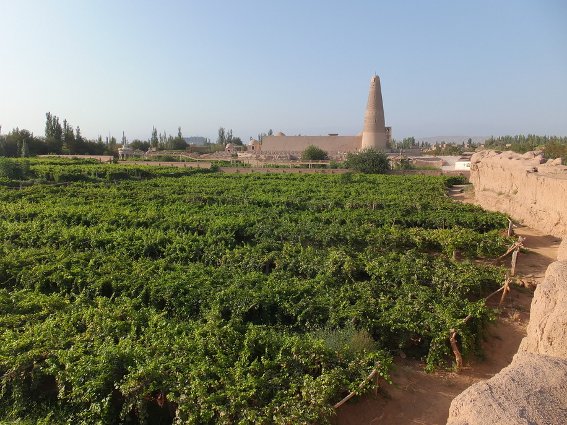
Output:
[{"xmin": 361, "ymin": 75, "xmax": 388, "ymax": 150}]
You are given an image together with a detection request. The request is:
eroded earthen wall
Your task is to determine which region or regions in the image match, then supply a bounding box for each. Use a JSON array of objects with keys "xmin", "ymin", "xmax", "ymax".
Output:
[
  {"xmin": 447, "ymin": 153, "xmax": 567, "ymax": 424},
  {"xmin": 447, "ymin": 240, "xmax": 567, "ymax": 425},
  {"xmin": 470, "ymin": 150, "xmax": 567, "ymax": 237}
]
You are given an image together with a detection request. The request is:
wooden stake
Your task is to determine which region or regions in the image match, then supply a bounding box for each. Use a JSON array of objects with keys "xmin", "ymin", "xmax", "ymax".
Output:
[
  {"xmin": 510, "ymin": 248, "xmax": 519, "ymax": 276},
  {"xmin": 483, "ymin": 285, "xmax": 505, "ymax": 304},
  {"xmin": 374, "ymin": 371, "xmax": 379, "ymax": 397},
  {"xmin": 496, "ymin": 236, "xmax": 525, "ymax": 261},
  {"xmin": 449, "ymin": 329, "xmax": 463, "ymax": 372},
  {"xmin": 499, "ymin": 277, "xmax": 511, "ymax": 307}
]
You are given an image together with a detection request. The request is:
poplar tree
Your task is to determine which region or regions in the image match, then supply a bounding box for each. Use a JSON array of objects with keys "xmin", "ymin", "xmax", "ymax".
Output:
[
  {"xmin": 45, "ymin": 112, "xmax": 63, "ymax": 153},
  {"xmin": 151, "ymin": 127, "xmax": 158, "ymax": 149},
  {"xmin": 217, "ymin": 127, "xmax": 226, "ymax": 145}
]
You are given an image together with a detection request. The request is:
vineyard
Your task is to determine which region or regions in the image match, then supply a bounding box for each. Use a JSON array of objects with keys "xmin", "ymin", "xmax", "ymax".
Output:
[{"xmin": 0, "ymin": 160, "xmax": 510, "ymax": 424}]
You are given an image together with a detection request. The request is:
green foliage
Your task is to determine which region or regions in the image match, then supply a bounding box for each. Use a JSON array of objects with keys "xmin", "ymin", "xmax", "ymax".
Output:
[
  {"xmin": 301, "ymin": 145, "xmax": 329, "ymax": 161},
  {"xmin": 0, "ymin": 158, "xmax": 31, "ymax": 180},
  {"xmin": 392, "ymin": 137, "xmax": 418, "ymax": 150},
  {"xmin": 542, "ymin": 141, "xmax": 567, "ymax": 161},
  {"xmin": 484, "ymin": 134, "xmax": 567, "ymax": 157},
  {"xmin": 428, "ymin": 144, "xmax": 464, "ymax": 156},
  {"xmin": 0, "ymin": 160, "xmax": 214, "ymax": 185},
  {"xmin": 130, "ymin": 139, "xmax": 151, "ymax": 151},
  {"xmin": 344, "ymin": 149, "xmax": 390, "ymax": 174},
  {"xmin": 217, "ymin": 127, "xmax": 241, "ymax": 147},
  {"xmin": 0, "ymin": 162, "xmax": 511, "ymax": 423},
  {"xmin": 444, "ymin": 175, "xmax": 469, "ymax": 186}
]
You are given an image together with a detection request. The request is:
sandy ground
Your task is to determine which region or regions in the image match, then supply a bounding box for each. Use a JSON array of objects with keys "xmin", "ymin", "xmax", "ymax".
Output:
[{"xmin": 334, "ymin": 185, "xmax": 561, "ymax": 425}]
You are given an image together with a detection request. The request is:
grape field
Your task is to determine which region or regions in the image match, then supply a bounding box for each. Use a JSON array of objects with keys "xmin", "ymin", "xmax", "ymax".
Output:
[{"xmin": 0, "ymin": 160, "xmax": 510, "ymax": 424}]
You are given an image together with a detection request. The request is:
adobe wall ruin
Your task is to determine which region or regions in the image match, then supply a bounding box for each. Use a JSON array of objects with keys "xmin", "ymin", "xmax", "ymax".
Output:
[
  {"xmin": 469, "ymin": 150, "xmax": 567, "ymax": 237},
  {"xmin": 447, "ymin": 241, "xmax": 567, "ymax": 425},
  {"xmin": 447, "ymin": 152, "xmax": 567, "ymax": 424}
]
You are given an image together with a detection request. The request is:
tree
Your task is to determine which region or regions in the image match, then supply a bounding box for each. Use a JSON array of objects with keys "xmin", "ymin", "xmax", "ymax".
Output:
[
  {"xmin": 301, "ymin": 145, "xmax": 328, "ymax": 160},
  {"xmin": 168, "ymin": 127, "xmax": 187, "ymax": 150},
  {"xmin": 159, "ymin": 131, "xmax": 168, "ymax": 150},
  {"xmin": 344, "ymin": 149, "xmax": 390, "ymax": 174},
  {"xmin": 130, "ymin": 140, "xmax": 151, "ymax": 151},
  {"xmin": 217, "ymin": 127, "xmax": 226, "ymax": 145},
  {"xmin": 62, "ymin": 119, "xmax": 75, "ymax": 153},
  {"xmin": 170, "ymin": 139, "xmax": 186, "ymax": 150},
  {"xmin": 0, "ymin": 158, "xmax": 25, "ymax": 178},
  {"xmin": 2, "ymin": 128, "xmax": 44, "ymax": 157},
  {"xmin": 397, "ymin": 137, "xmax": 416, "ymax": 150},
  {"xmin": 20, "ymin": 138, "xmax": 29, "ymax": 157},
  {"xmin": 544, "ymin": 141, "xmax": 567, "ymax": 161},
  {"xmin": 76, "ymin": 127, "xmax": 83, "ymax": 144},
  {"xmin": 45, "ymin": 112, "xmax": 63, "ymax": 153},
  {"xmin": 151, "ymin": 127, "xmax": 159, "ymax": 149},
  {"xmin": 105, "ymin": 136, "xmax": 118, "ymax": 155}
]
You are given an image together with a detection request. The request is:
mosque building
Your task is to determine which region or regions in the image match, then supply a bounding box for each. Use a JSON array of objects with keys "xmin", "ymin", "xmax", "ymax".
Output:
[{"xmin": 257, "ymin": 75, "xmax": 391, "ymax": 156}]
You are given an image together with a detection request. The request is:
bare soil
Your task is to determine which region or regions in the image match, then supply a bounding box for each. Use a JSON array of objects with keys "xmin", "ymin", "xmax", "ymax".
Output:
[{"xmin": 334, "ymin": 185, "xmax": 561, "ymax": 425}]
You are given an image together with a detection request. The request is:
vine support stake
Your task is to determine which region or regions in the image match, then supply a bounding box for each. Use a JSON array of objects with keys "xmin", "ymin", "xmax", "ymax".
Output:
[
  {"xmin": 507, "ymin": 218, "xmax": 514, "ymax": 237},
  {"xmin": 499, "ymin": 276, "xmax": 511, "ymax": 307},
  {"xmin": 449, "ymin": 329, "xmax": 463, "ymax": 372},
  {"xmin": 374, "ymin": 371, "xmax": 380, "ymax": 397},
  {"xmin": 510, "ymin": 248, "xmax": 519, "ymax": 276},
  {"xmin": 496, "ymin": 236, "xmax": 525, "ymax": 261}
]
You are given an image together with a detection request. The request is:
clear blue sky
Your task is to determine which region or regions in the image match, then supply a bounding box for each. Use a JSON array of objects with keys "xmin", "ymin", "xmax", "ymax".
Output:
[{"xmin": 1, "ymin": 0, "xmax": 566, "ymax": 142}]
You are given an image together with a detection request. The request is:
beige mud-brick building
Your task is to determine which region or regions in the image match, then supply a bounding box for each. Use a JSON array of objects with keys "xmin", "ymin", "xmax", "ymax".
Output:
[{"xmin": 260, "ymin": 75, "xmax": 391, "ymax": 156}]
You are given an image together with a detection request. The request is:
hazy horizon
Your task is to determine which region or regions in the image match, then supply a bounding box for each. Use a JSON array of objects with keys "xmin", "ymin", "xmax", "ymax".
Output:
[{"xmin": 1, "ymin": 0, "xmax": 566, "ymax": 143}]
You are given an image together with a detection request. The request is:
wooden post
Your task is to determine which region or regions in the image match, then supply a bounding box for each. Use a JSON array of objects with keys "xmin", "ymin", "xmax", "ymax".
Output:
[
  {"xmin": 499, "ymin": 277, "xmax": 511, "ymax": 307},
  {"xmin": 510, "ymin": 248, "xmax": 519, "ymax": 276},
  {"xmin": 449, "ymin": 329, "xmax": 463, "ymax": 372},
  {"xmin": 374, "ymin": 371, "xmax": 380, "ymax": 396}
]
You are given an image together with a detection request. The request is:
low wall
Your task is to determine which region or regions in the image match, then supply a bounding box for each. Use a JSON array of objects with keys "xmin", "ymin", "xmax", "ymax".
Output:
[
  {"xmin": 470, "ymin": 150, "xmax": 567, "ymax": 237},
  {"xmin": 447, "ymin": 241, "xmax": 567, "ymax": 425},
  {"xmin": 261, "ymin": 135, "xmax": 361, "ymax": 154}
]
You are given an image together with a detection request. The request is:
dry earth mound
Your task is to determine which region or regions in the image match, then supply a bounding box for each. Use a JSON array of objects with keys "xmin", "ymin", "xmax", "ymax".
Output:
[
  {"xmin": 447, "ymin": 353, "xmax": 567, "ymax": 425},
  {"xmin": 519, "ymin": 261, "xmax": 567, "ymax": 358}
]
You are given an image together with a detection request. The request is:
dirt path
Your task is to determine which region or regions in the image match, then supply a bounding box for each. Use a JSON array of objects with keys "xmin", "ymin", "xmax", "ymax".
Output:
[{"xmin": 334, "ymin": 185, "xmax": 561, "ymax": 425}]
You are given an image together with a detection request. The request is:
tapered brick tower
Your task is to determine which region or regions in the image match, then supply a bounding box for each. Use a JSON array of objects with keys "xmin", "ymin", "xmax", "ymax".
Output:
[{"xmin": 361, "ymin": 75, "xmax": 388, "ymax": 150}]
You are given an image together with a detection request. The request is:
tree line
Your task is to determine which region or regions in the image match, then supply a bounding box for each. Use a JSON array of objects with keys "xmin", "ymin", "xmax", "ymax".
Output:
[
  {"xmin": 0, "ymin": 113, "xmax": 112, "ymax": 157},
  {"xmin": 484, "ymin": 134, "xmax": 567, "ymax": 159},
  {"xmin": 0, "ymin": 114, "xmax": 244, "ymax": 157}
]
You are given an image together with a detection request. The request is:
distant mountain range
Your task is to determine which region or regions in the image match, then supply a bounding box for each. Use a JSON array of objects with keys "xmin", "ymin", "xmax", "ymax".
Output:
[{"xmin": 415, "ymin": 136, "xmax": 488, "ymax": 145}]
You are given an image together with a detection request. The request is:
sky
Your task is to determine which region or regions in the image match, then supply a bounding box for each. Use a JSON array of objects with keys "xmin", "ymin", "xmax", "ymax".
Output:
[{"xmin": 1, "ymin": 0, "xmax": 566, "ymax": 142}]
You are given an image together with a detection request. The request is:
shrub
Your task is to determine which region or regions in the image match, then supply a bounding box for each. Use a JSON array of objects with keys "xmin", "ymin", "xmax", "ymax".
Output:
[
  {"xmin": 344, "ymin": 149, "xmax": 390, "ymax": 174},
  {"xmin": 0, "ymin": 158, "xmax": 29, "ymax": 180},
  {"xmin": 301, "ymin": 145, "xmax": 329, "ymax": 161}
]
